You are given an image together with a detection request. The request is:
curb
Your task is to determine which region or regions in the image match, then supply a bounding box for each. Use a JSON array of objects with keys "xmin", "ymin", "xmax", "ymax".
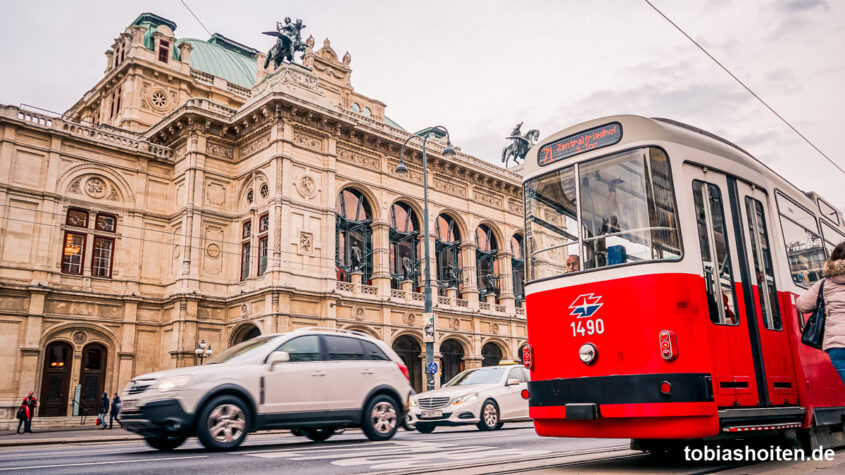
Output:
[{"xmin": 0, "ymin": 434, "xmax": 142, "ymax": 448}]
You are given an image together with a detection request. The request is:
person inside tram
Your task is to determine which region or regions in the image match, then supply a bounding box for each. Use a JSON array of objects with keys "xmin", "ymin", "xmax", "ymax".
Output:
[
  {"xmin": 797, "ymin": 241, "xmax": 845, "ymax": 384},
  {"xmin": 565, "ymin": 254, "xmax": 580, "ymax": 273}
]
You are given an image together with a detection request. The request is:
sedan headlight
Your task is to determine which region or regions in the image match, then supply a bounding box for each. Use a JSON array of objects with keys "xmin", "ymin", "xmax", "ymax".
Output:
[
  {"xmin": 452, "ymin": 392, "xmax": 478, "ymax": 405},
  {"xmin": 157, "ymin": 375, "xmax": 192, "ymax": 392},
  {"xmin": 410, "ymin": 397, "xmax": 418, "ymax": 408}
]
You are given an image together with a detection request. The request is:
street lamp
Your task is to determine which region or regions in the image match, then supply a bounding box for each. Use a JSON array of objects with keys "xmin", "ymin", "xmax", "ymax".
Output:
[
  {"xmin": 395, "ymin": 126, "xmax": 456, "ymax": 391},
  {"xmin": 195, "ymin": 339, "xmax": 213, "ymax": 365}
]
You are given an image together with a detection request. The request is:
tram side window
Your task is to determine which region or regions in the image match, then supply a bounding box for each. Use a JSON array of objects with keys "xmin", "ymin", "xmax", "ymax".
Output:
[
  {"xmin": 692, "ymin": 181, "xmax": 738, "ymax": 325},
  {"xmin": 821, "ymin": 221, "xmax": 845, "ymax": 258},
  {"xmin": 776, "ymin": 192, "xmax": 826, "ymax": 288},
  {"xmin": 745, "ymin": 197, "xmax": 781, "ymax": 331},
  {"xmin": 524, "ymin": 166, "xmax": 579, "ymax": 280}
]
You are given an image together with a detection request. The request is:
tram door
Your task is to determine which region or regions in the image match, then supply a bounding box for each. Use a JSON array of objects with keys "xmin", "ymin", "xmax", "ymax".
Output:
[
  {"xmin": 686, "ymin": 166, "xmax": 760, "ymax": 407},
  {"xmin": 735, "ymin": 182, "xmax": 798, "ymax": 405}
]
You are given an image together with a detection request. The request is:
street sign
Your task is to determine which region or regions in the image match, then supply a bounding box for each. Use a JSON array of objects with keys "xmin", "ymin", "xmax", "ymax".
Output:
[{"xmin": 427, "ymin": 362, "xmax": 439, "ymax": 374}]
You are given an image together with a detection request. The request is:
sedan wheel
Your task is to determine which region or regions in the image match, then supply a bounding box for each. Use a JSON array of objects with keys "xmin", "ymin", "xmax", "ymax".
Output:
[
  {"xmin": 197, "ymin": 396, "xmax": 250, "ymax": 451},
  {"xmin": 362, "ymin": 395, "xmax": 399, "ymax": 441},
  {"xmin": 476, "ymin": 400, "xmax": 502, "ymax": 431}
]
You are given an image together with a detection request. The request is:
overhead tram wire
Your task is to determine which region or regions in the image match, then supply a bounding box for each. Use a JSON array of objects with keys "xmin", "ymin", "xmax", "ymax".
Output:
[
  {"xmin": 642, "ymin": 0, "xmax": 845, "ymax": 176},
  {"xmin": 180, "ymin": 0, "xmax": 213, "ymax": 37}
]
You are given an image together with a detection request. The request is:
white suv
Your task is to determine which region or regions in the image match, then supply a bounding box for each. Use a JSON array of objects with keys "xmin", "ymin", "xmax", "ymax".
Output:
[
  {"xmin": 408, "ymin": 364, "xmax": 529, "ymax": 432},
  {"xmin": 120, "ymin": 329, "xmax": 412, "ymax": 451}
]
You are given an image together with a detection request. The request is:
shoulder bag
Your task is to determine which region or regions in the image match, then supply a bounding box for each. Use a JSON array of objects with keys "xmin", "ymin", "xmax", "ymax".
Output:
[{"xmin": 801, "ymin": 279, "xmax": 826, "ymax": 349}]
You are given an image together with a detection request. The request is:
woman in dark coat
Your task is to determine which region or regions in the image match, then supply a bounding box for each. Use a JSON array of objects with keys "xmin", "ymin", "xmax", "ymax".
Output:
[
  {"xmin": 99, "ymin": 393, "xmax": 109, "ymax": 429},
  {"xmin": 17, "ymin": 392, "xmax": 37, "ymax": 434}
]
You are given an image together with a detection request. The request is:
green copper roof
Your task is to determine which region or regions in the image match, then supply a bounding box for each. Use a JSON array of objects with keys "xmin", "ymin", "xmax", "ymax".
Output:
[
  {"xmin": 385, "ymin": 116, "xmax": 405, "ymax": 131},
  {"xmin": 132, "ymin": 12, "xmax": 177, "ymax": 31},
  {"xmin": 176, "ymin": 38, "xmax": 257, "ymax": 89}
]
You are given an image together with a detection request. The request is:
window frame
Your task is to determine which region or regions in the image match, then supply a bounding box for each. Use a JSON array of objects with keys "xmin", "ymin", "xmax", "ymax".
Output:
[
  {"xmin": 744, "ymin": 195, "xmax": 781, "ymax": 331},
  {"xmin": 90, "ymin": 236, "xmax": 115, "ymax": 278},
  {"xmin": 95, "ymin": 213, "xmax": 117, "ymax": 233},
  {"xmin": 158, "ymin": 40, "xmax": 169, "ymax": 63},
  {"xmin": 818, "ymin": 198, "xmax": 840, "ymax": 225},
  {"xmin": 523, "ymin": 145, "xmax": 684, "ymax": 285},
  {"xmin": 774, "ymin": 190, "xmax": 826, "ymax": 289},
  {"xmin": 66, "ymin": 208, "xmax": 89, "ymax": 228},
  {"xmin": 61, "ymin": 231, "xmax": 86, "ymax": 275},
  {"xmin": 240, "ymin": 241, "xmax": 251, "ymax": 281}
]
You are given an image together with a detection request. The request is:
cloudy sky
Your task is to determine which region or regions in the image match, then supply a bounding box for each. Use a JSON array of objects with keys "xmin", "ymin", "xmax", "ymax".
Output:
[{"xmin": 1, "ymin": 0, "xmax": 842, "ymax": 209}]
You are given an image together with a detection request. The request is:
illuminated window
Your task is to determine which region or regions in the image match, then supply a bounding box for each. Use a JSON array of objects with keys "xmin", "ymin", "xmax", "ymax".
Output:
[{"xmin": 62, "ymin": 232, "xmax": 85, "ymax": 275}]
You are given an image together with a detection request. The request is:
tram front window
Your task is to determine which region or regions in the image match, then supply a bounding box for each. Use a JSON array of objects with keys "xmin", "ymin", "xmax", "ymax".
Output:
[{"xmin": 524, "ymin": 147, "xmax": 682, "ymax": 280}]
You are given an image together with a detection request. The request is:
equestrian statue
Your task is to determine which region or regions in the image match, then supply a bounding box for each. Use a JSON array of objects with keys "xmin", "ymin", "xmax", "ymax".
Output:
[
  {"xmin": 263, "ymin": 17, "xmax": 307, "ymax": 69},
  {"xmin": 501, "ymin": 122, "xmax": 540, "ymax": 167}
]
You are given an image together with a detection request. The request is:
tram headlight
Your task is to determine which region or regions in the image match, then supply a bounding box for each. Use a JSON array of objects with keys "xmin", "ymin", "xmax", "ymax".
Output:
[{"xmin": 578, "ymin": 343, "xmax": 598, "ymax": 365}]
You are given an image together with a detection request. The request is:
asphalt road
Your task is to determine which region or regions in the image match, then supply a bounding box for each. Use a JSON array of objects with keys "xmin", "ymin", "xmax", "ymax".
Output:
[{"xmin": 0, "ymin": 422, "xmax": 836, "ymax": 474}]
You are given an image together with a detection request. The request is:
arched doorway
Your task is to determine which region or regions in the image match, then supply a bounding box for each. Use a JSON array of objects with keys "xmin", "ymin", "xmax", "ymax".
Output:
[
  {"xmin": 392, "ymin": 335, "xmax": 422, "ymax": 392},
  {"xmin": 440, "ymin": 339, "xmax": 465, "ymax": 385},
  {"xmin": 39, "ymin": 341, "xmax": 72, "ymax": 417},
  {"xmin": 231, "ymin": 323, "xmax": 261, "ymax": 346},
  {"xmin": 481, "ymin": 342, "xmax": 503, "ymax": 367},
  {"xmin": 79, "ymin": 343, "xmax": 107, "ymax": 415}
]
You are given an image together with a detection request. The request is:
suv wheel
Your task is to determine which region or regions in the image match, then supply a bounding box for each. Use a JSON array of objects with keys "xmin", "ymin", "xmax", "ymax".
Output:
[
  {"xmin": 304, "ymin": 428, "xmax": 335, "ymax": 442},
  {"xmin": 476, "ymin": 400, "xmax": 502, "ymax": 431},
  {"xmin": 144, "ymin": 435, "xmax": 187, "ymax": 451},
  {"xmin": 362, "ymin": 395, "xmax": 399, "ymax": 441},
  {"xmin": 415, "ymin": 423, "xmax": 435, "ymax": 434},
  {"xmin": 196, "ymin": 395, "xmax": 250, "ymax": 451}
]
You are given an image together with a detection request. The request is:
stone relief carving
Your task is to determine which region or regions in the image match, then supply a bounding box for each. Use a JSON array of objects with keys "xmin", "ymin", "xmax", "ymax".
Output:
[
  {"xmin": 85, "ymin": 177, "xmax": 107, "ymax": 199},
  {"xmin": 72, "ymin": 331, "xmax": 87, "ymax": 345},
  {"xmin": 388, "ymin": 159, "xmax": 423, "ymax": 184},
  {"xmin": 206, "ymin": 182, "xmax": 226, "ymax": 206},
  {"xmin": 451, "ymin": 318, "xmax": 461, "ymax": 330},
  {"xmin": 299, "ymin": 231, "xmax": 313, "ymax": 254},
  {"xmin": 473, "ymin": 187, "xmax": 503, "ymax": 208},
  {"xmin": 492, "ymin": 323, "xmax": 500, "ymax": 334},
  {"xmin": 293, "ymin": 129, "xmax": 323, "ymax": 152},
  {"xmin": 337, "ymin": 147, "xmax": 380, "ymax": 169},
  {"xmin": 405, "ymin": 313, "xmax": 416, "ymax": 326},
  {"xmin": 68, "ymin": 179, "xmax": 81, "ymax": 194},
  {"xmin": 240, "ymin": 134, "xmax": 270, "ymax": 158},
  {"xmin": 206, "ymin": 244, "xmax": 220, "ymax": 259},
  {"xmin": 507, "ymin": 199, "xmax": 523, "ymax": 214},
  {"xmin": 240, "ymin": 304, "xmax": 249, "ymax": 316},
  {"xmin": 354, "ymin": 306, "xmax": 365, "ymax": 321},
  {"xmin": 433, "ymin": 174, "xmax": 467, "ymax": 197},
  {"xmin": 295, "ymin": 174, "xmax": 318, "ymax": 199},
  {"xmin": 206, "ymin": 140, "xmax": 234, "ymax": 160}
]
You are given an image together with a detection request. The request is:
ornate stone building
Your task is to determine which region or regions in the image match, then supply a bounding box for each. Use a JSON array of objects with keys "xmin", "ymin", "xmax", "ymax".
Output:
[{"xmin": 0, "ymin": 13, "xmax": 526, "ymax": 422}]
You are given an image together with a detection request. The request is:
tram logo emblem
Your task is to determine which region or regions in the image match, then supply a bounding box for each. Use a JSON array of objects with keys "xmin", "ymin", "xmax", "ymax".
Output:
[{"xmin": 569, "ymin": 294, "xmax": 603, "ymax": 318}]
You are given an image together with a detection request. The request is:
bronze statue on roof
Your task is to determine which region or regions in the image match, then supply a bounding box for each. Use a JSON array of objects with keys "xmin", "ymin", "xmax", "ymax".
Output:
[
  {"xmin": 263, "ymin": 17, "xmax": 307, "ymax": 69},
  {"xmin": 502, "ymin": 122, "xmax": 540, "ymax": 167}
]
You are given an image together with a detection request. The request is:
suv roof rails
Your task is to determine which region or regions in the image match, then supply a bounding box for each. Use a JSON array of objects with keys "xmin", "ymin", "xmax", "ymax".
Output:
[{"xmin": 293, "ymin": 327, "xmax": 374, "ymax": 339}]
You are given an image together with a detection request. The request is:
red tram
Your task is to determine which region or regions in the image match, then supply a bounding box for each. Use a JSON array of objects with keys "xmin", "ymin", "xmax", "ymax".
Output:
[{"xmin": 520, "ymin": 116, "xmax": 845, "ymax": 447}]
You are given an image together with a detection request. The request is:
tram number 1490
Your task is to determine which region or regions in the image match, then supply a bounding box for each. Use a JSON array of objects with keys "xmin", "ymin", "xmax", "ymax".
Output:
[{"xmin": 570, "ymin": 319, "xmax": 604, "ymax": 337}]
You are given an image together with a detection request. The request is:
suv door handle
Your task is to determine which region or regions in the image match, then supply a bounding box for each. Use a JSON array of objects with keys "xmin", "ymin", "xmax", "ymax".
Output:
[
  {"xmin": 362, "ymin": 369, "xmax": 374, "ymax": 375},
  {"xmin": 312, "ymin": 371, "xmax": 325, "ymax": 377}
]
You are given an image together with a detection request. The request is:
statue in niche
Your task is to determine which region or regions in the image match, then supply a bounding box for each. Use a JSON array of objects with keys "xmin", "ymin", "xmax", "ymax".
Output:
[
  {"xmin": 502, "ymin": 122, "xmax": 540, "ymax": 167},
  {"xmin": 402, "ymin": 256, "xmax": 413, "ymax": 281},
  {"xmin": 263, "ymin": 17, "xmax": 308, "ymax": 69},
  {"xmin": 350, "ymin": 244, "xmax": 362, "ymax": 272}
]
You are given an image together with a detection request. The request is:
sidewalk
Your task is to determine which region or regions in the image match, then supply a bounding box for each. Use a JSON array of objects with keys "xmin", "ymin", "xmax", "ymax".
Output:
[{"xmin": 0, "ymin": 427, "xmax": 141, "ymax": 447}]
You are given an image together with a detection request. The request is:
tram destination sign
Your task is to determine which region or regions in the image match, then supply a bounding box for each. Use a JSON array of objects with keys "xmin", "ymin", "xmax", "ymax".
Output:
[{"xmin": 538, "ymin": 122, "xmax": 622, "ymax": 166}]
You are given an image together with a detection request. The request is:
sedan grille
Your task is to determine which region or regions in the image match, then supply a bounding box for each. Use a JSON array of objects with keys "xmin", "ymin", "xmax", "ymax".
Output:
[{"xmin": 417, "ymin": 396, "xmax": 451, "ymax": 410}]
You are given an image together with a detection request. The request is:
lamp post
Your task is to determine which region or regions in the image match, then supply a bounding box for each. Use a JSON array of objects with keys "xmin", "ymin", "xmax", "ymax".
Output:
[
  {"xmin": 195, "ymin": 339, "xmax": 213, "ymax": 365},
  {"xmin": 395, "ymin": 126, "xmax": 457, "ymax": 391}
]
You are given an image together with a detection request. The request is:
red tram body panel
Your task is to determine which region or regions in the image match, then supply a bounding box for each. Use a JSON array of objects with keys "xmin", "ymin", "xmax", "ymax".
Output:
[{"xmin": 521, "ymin": 115, "xmax": 845, "ymax": 442}]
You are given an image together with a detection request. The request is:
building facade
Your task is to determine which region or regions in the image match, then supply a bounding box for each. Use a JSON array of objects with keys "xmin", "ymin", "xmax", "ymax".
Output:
[{"xmin": 0, "ymin": 13, "xmax": 526, "ymax": 421}]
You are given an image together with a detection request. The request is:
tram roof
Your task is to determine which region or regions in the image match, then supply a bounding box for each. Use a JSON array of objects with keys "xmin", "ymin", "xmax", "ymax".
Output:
[{"xmin": 522, "ymin": 115, "xmax": 835, "ymax": 218}]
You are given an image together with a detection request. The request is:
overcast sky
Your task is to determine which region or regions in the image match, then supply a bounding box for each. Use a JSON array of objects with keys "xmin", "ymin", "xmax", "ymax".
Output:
[{"xmin": 1, "ymin": 0, "xmax": 842, "ymax": 210}]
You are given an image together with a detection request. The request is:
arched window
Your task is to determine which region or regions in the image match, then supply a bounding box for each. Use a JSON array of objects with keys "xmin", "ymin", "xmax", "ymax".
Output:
[
  {"xmin": 336, "ymin": 188, "xmax": 373, "ymax": 283},
  {"xmin": 511, "ymin": 234, "xmax": 525, "ymax": 307},
  {"xmin": 389, "ymin": 202, "xmax": 420, "ymax": 289},
  {"xmin": 435, "ymin": 214, "xmax": 462, "ymax": 295},
  {"xmin": 476, "ymin": 225, "xmax": 499, "ymax": 299}
]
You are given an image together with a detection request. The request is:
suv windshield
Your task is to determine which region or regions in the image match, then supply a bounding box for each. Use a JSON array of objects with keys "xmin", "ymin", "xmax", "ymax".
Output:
[
  {"xmin": 444, "ymin": 366, "xmax": 507, "ymax": 386},
  {"xmin": 524, "ymin": 147, "xmax": 681, "ymax": 280},
  {"xmin": 206, "ymin": 336, "xmax": 277, "ymax": 364}
]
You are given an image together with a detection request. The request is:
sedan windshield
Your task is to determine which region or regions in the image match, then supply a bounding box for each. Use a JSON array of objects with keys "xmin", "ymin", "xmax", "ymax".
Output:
[
  {"xmin": 206, "ymin": 336, "xmax": 277, "ymax": 364},
  {"xmin": 444, "ymin": 366, "xmax": 507, "ymax": 386}
]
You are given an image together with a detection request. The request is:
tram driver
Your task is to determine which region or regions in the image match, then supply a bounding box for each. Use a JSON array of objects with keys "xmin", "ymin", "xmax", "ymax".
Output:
[{"xmin": 565, "ymin": 254, "xmax": 580, "ymax": 273}]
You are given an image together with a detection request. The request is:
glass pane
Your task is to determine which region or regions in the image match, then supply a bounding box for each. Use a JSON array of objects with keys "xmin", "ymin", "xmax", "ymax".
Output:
[
  {"xmin": 780, "ymin": 217, "xmax": 826, "ymax": 287},
  {"xmin": 745, "ymin": 197, "xmax": 781, "ymax": 330},
  {"xmin": 259, "ymin": 214, "xmax": 269, "ymax": 233},
  {"xmin": 818, "ymin": 199, "xmax": 840, "ymax": 225},
  {"xmin": 92, "ymin": 237, "xmax": 113, "ymax": 278},
  {"xmin": 242, "ymin": 221, "xmax": 251, "ymax": 239},
  {"xmin": 95, "ymin": 214, "xmax": 116, "ymax": 232},
  {"xmin": 241, "ymin": 242, "xmax": 250, "ymax": 280},
  {"xmin": 524, "ymin": 166, "xmax": 579, "ymax": 280},
  {"xmin": 692, "ymin": 181, "xmax": 738, "ymax": 325},
  {"xmin": 66, "ymin": 209, "xmax": 88, "ymax": 228},
  {"xmin": 579, "ymin": 149, "xmax": 681, "ymax": 269},
  {"xmin": 325, "ymin": 336, "xmax": 366, "ymax": 360},
  {"xmin": 62, "ymin": 233, "xmax": 85, "ymax": 274},
  {"xmin": 821, "ymin": 221, "xmax": 845, "ymax": 256},
  {"xmin": 277, "ymin": 335, "xmax": 321, "ymax": 362},
  {"xmin": 361, "ymin": 341, "xmax": 390, "ymax": 361},
  {"xmin": 258, "ymin": 237, "xmax": 268, "ymax": 276}
]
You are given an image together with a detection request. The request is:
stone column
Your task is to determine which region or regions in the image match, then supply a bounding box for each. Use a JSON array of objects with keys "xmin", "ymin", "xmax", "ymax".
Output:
[
  {"xmin": 497, "ymin": 250, "xmax": 515, "ymax": 312},
  {"xmin": 460, "ymin": 242, "xmax": 478, "ymax": 308},
  {"xmin": 371, "ymin": 221, "xmax": 391, "ymax": 295},
  {"xmin": 400, "ymin": 280, "xmax": 413, "ymax": 293}
]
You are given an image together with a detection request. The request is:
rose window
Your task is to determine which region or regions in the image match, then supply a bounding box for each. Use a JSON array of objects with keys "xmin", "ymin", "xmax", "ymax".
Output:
[
  {"xmin": 151, "ymin": 92, "xmax": 167, "ymax": 108},
  {"xmin": 260, "ymin": 184, "xmax": 269, "ymax": 198}
]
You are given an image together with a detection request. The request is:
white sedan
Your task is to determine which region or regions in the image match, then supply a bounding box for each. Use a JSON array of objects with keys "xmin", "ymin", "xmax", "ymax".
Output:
[{"xmin": 408, "ymin": 364, "xmax": 529, "ymax": 433}]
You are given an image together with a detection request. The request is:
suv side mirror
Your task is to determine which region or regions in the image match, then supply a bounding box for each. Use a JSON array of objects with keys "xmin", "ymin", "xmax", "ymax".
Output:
[
  {"xmin": 267, "ymin": 351, "xmax": 290, "ymax": 370},
  {"xmin": 506, "ymin": 378, "xmax": 521, "ymax": 386}
]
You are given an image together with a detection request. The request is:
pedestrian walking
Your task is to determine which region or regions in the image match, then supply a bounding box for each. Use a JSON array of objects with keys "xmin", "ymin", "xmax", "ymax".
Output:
[
  {"xmin": 99, "ymin": 392, "xmax": 109, "ymax": 429},
  {"xmin": 17, "ymin": 392, "xmax": 37, "ymax": 434},
  {"xmin": 109, "ymin": 393, "xmax": 123, "ymax": 429},
  {"xmin": 797, "ymin": 241, "xmax": 845, "ymax": 383}
]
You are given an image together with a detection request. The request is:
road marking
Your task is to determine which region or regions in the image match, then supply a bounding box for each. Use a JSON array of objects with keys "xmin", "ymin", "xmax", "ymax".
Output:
[{"xmin": 0, "ymin": 454, "xmax": 208, "ymax": 471}]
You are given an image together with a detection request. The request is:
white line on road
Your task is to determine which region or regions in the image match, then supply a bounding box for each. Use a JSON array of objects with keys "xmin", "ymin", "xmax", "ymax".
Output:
[{"xmin": 0, "ymin": 454, "xmax": 208, "ymax": 471}]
